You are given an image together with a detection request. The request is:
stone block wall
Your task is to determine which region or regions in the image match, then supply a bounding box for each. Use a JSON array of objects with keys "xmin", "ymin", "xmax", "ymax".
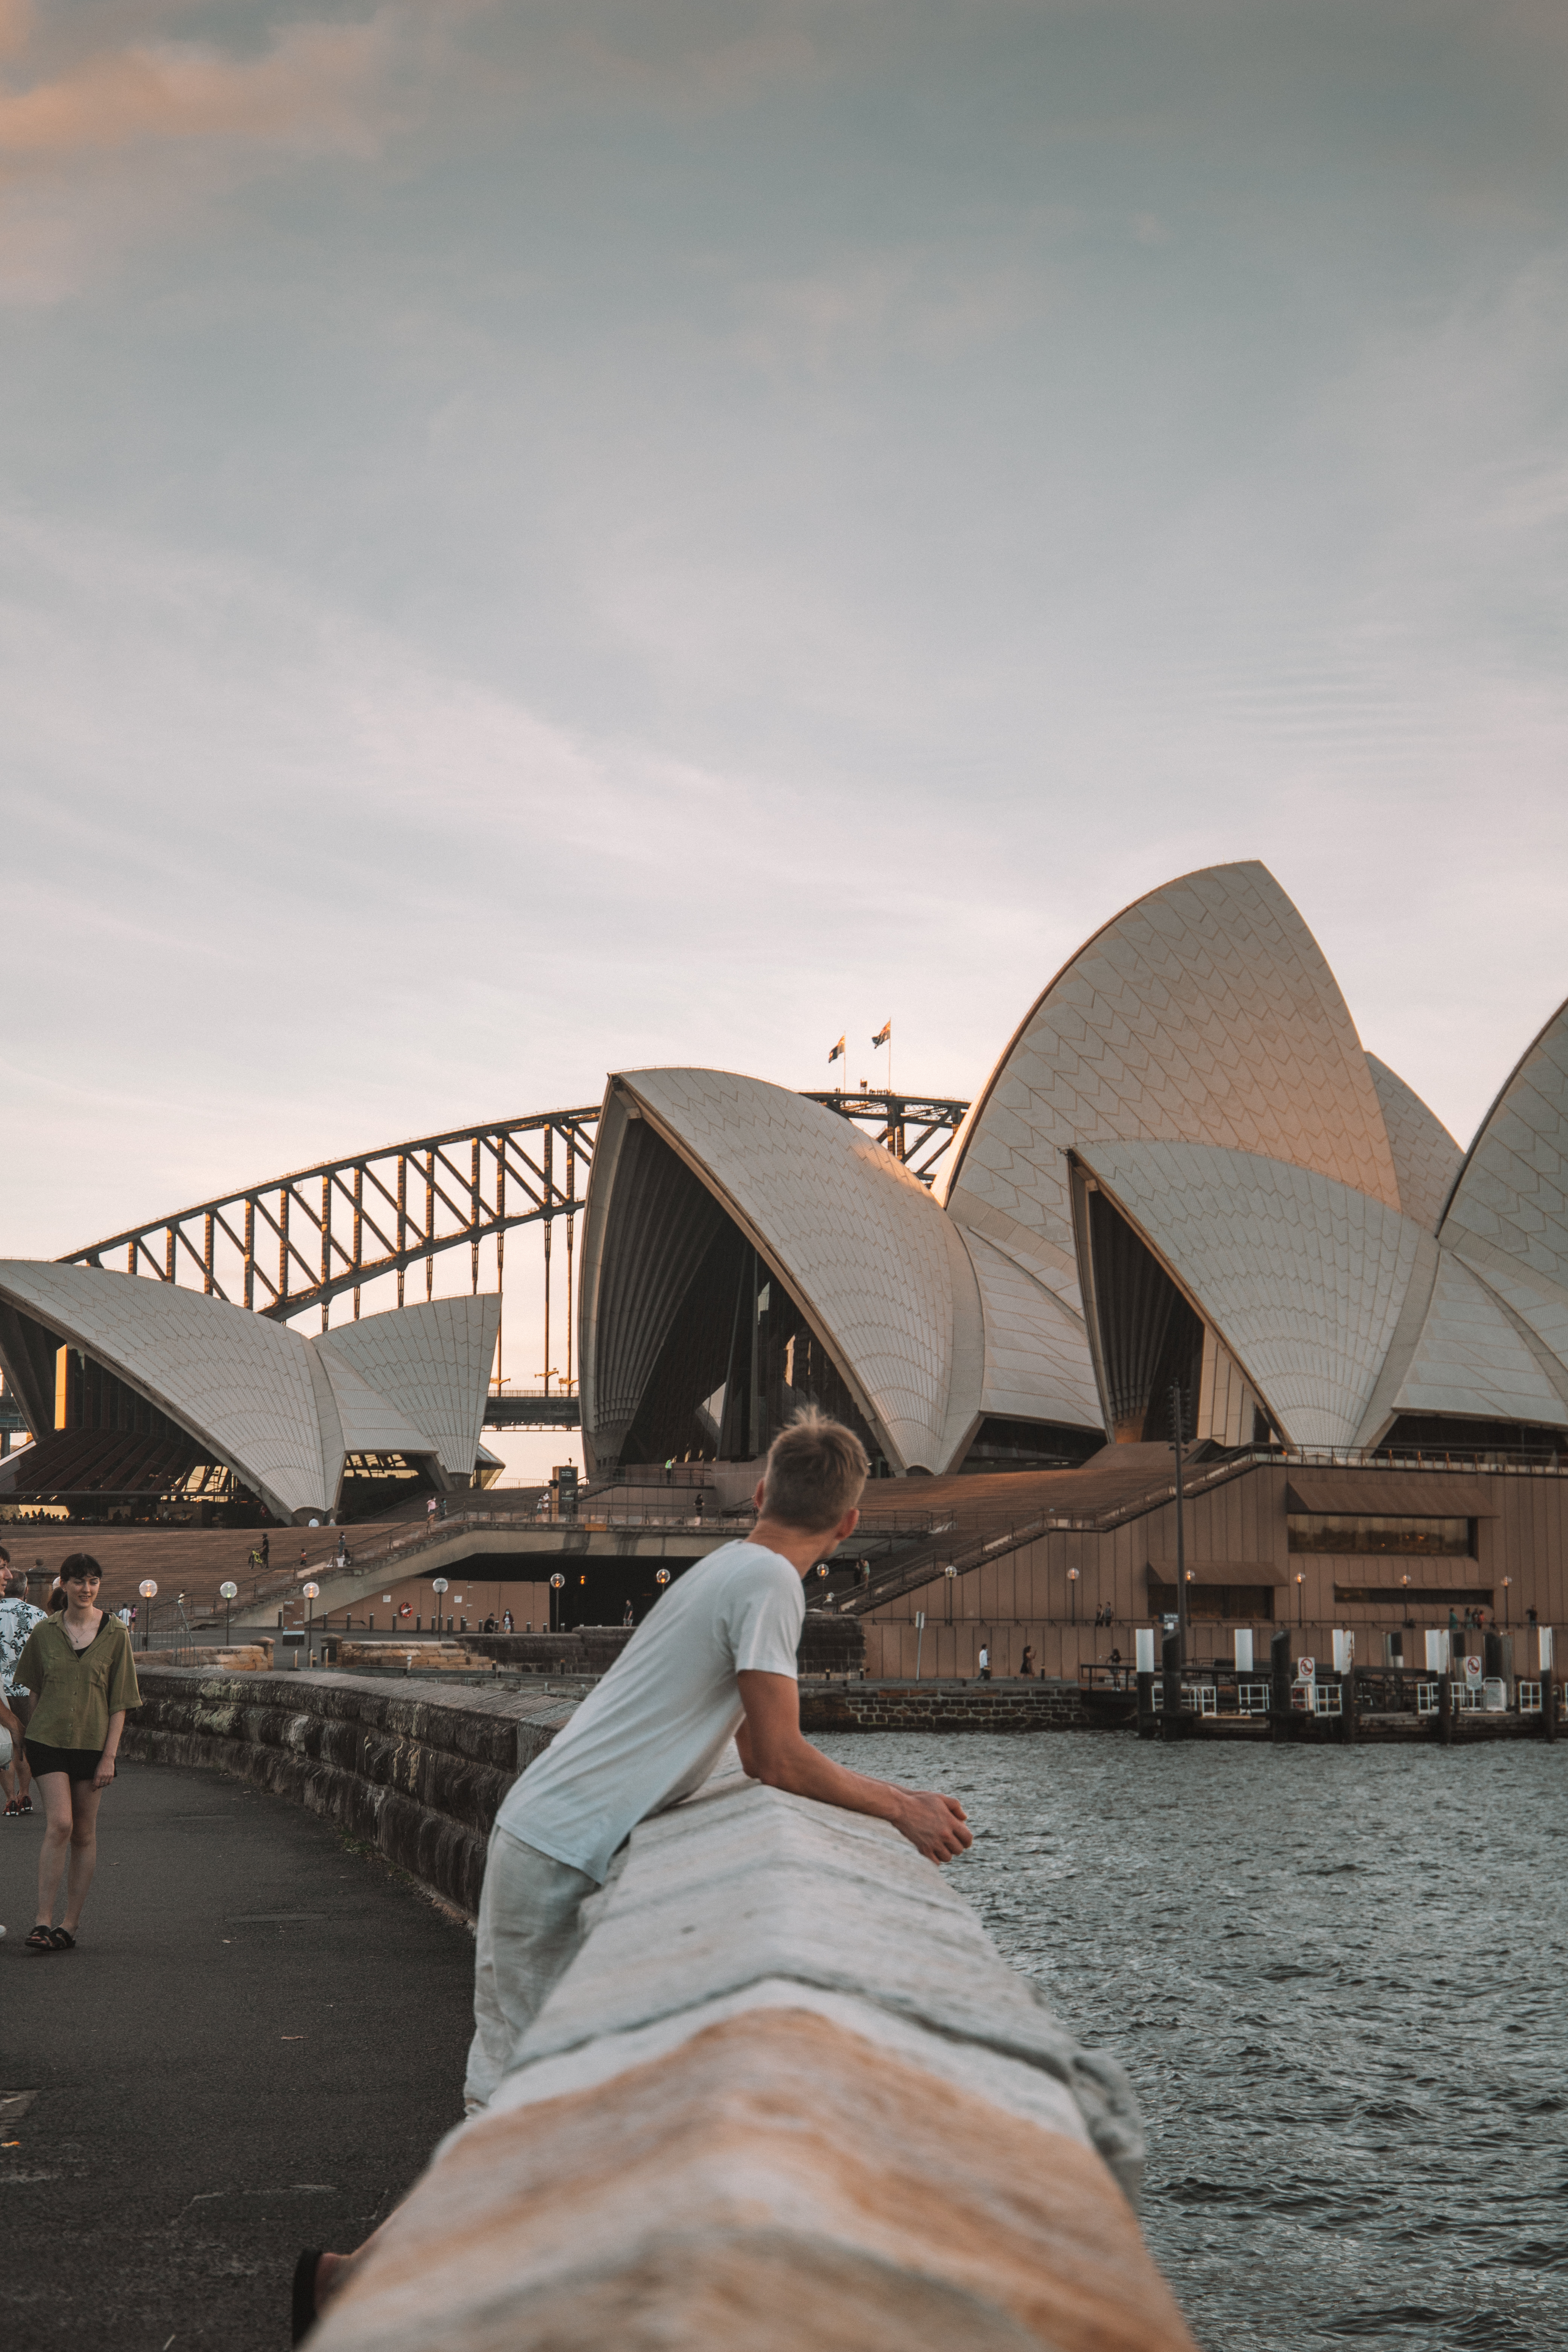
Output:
[
  {"xmin": 122, "ymin": 1669, "xmax": 574, "ymax": 1916},
  {"xmin": 309, "ymin": 1774, "xmax": 1196, "ymax": 2352},
  {"xmin": 801, "ymin": 1677, "xmax": 1092, "ymax": 1732}
]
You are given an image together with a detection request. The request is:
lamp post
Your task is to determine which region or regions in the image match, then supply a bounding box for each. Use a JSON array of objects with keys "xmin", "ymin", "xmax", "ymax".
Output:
[
  {"xmin": 1067, "ymin": 1566, "xmax": 1079, "ymax": 1625},
  {"xmin": 944, "ymin": 1563, "xmax": 957, "ymax": 1625},
  {"xmin": 1295, "ymin": 1572, "xmax": 1305, "ymax": 1628},
  {"xmin": 1170, "ymin": 1384, "xmax": 1188, "ymax": 1667},
  {"xmin": 138, "ymin": 1578, "xmax": 157, "ymax": 1651},
  {"xmin": 1502, "ymin": 1575, "xmax": 1511, "ymax": 1628},
  {"xmin": 431, "ymin": 1574, "xmax": 450, "ymax": 1633},
  {"xmin": 219, "ymin": 1580, "xmax": 237, "ymax": 1644},
  {"xmin": 302, "ymin": 1582, "xmax": 319, "ymax": 1661},
  {"xmin": 550, "ymin": 1571, "xmax": 565, "ymax": 1633}
]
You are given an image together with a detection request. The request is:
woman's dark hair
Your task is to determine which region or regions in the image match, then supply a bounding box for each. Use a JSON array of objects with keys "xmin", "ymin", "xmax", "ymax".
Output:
[{"xmin": 53, "ymin": 1553, "xmax": 104, "ymax": 1609}]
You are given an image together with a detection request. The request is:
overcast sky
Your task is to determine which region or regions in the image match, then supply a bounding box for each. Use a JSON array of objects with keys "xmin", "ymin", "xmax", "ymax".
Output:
[{"xmin": 6, "ymin": 0, "xmax": 1568, "ymax": 1321}]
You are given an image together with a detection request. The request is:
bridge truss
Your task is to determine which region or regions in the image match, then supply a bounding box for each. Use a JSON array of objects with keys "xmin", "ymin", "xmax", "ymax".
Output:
[{"xmin": 54, "ymin": 1088, "xmax": 969, "ymax": 1410}]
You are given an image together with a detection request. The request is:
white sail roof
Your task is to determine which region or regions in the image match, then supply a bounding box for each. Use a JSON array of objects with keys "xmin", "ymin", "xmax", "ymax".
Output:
[
  {"xmin": 0, "ymin": 1262, "xmax": 500, "ymax": 1518},
  {"xmin": 1076, "ymin": 1141, "xmax": 1424, "ymax": 1450},
  {"xmin": 609, "ymin": 1069, "xmax": 984, "ymax": 1474},
  {"xmin": 1441, "ymin": 995, "xmax": 1568, "ymax": 1287},
  {"xmin": 955, "ymin": 1228, "xmax": 1102, "ymax": 1432},
  {"xmin": 1384, "ymin": 1250, "xmax": 1568, "ymax": 1432},
  {"xmin": 0, "ymin": 1261, "xmax": 336, "ymax": 1521},
  {"xmin": 1366, "ymin": 1055, "xmax": 1465, "ymax": 1237},
  {"xmin": 943, "ymin": 862, "xmax": 1402, "ymax": 1312},
  {"xmin": 318, "ymin": 1295, "xmax": 501, "ymax": 1478}
]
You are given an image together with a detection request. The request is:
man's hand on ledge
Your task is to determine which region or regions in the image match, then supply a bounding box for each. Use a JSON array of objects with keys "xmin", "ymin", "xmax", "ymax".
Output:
[
  {"xmin": 885, "ymin": 1788, "xmax": 973, "ymax": 1864},
  {"xmin": 736, "ymin": 1670, "xmax": 973, "ymax": 1865}
]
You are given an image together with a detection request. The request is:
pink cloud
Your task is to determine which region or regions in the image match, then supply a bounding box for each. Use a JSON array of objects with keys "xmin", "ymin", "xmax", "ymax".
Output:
[{"xmin": 0, "ymin": 14, "xmax": 394, "ymax": 160}]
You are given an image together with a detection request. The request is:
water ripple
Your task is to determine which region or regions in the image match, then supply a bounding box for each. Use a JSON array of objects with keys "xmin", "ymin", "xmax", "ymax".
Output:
[{"xmin": 818, "ymin": 1733, "xmax": 1568, "ymax": 2352}]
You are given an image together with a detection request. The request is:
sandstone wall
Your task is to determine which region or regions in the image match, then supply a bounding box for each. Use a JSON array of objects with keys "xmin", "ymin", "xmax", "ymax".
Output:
[
  {"xmin": 122, "ymin": 1669, "xmax": 574, "ymax": 1915},
  {"xmin": 311, "ymin": 1770, "xmax": 1196, "ymax": 2352}
]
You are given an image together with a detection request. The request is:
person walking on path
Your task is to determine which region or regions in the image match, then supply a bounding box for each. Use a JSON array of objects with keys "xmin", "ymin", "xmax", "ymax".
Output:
[
  {"xmin": 1, "ymin": 1547, "xmax": 46, "ymax": 1816},
  {"xmin": 294, "ymin": 1411, "xmax": 972, "ymax": 2338},
  {"xmin": 12, "ymin": 1555, "xmax": 140, "ymax": 1953}
]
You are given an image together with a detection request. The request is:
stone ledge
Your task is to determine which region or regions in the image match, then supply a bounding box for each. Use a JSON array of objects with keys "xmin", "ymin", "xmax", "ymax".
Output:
[{"xmin": 311, "ymin": 1778, "xmax": 1192, "ymax": 2352}]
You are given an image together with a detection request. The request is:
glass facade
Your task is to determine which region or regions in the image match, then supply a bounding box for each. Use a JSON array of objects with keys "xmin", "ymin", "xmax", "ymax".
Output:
[
  {"xmin": 619, "ymin": 1216, "xmax": 883, "ymax": 1470},
  {"xmin": 1288, "ymin": 1514, "xmax": 1472, "ymax": 1556}
]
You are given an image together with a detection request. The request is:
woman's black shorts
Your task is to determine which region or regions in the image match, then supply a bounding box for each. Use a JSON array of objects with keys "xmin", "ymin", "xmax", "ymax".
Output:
[{"xmin": 24, "ymin": 1740, "xmax": 106, "ymax": 1784}]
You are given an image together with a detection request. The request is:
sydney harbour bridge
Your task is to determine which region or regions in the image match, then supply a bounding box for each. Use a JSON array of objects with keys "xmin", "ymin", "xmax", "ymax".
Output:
[{"xmin": 44, "ymin": 1089, "xmax": 969, "ymax": 1438}]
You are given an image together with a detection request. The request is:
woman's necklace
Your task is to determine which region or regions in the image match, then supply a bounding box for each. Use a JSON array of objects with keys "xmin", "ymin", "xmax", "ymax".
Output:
[{"xmin": 63, "ymin": 1609, "xmax": 101, "ymax": 1654}]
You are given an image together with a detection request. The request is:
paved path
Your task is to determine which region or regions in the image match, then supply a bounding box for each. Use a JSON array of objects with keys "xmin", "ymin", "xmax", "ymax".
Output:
[{"xmin": 1, "ymin": 1757, "xmax": 475, "ymax": 2351}]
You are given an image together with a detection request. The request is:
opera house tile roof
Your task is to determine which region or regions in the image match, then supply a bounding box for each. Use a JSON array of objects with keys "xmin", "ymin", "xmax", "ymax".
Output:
[
  {"xmin": 581, "ymin": 862, "xmax": 1568, "ymax": 1477},
  {"xmin": 0, "ymin": 1262, "xmax": 499, "ymax": 1523}
]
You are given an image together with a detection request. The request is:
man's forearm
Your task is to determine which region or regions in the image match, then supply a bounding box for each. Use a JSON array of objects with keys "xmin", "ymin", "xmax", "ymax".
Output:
[{"xmin": 742, "ymin": 1724, "xmax": 911, "ymax": 1831}]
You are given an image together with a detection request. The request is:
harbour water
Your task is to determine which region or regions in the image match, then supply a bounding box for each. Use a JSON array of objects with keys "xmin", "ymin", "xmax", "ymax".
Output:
[{"xmin": 817, "ymin": 1732, "xmax": 1568, "ymax": 2352}]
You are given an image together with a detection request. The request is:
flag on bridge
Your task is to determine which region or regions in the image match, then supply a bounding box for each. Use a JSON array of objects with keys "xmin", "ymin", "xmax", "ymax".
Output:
[
  {"xmin": 871, "ymin": 1021, "xmax": 891, "ymax": 1049},
  {"xmin": 828, "ymin": 1036, "xmax": 846, "ymax": 1064}
]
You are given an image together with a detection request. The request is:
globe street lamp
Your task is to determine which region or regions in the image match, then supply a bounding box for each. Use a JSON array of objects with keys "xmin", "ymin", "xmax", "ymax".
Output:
[
  {"xmin": 944, "ymin": 1563, "xmax": 958, "ymax": 1625},
  {"xmin": 1295, "ymin": 1572, "xmax": 1305, "ymax": 1628},
  {"xmin": 1067, "ymin": 1566, "xmax": 1079, "ymax": 1625},
  {"xmin": 1502, "ymin": 1575, "xmax": 1512, "ymax": 1628},
  {"xmin": 219, "ymin": 1580, "xmax": 237, "ymax": 1645},
  {"xmin": 138, "ymin": 1578, "xmax": 158, "ymax": 1652},
  {"xmin": 432, "ymin": 1574, "xmax": 450, "ymax": 1634}
]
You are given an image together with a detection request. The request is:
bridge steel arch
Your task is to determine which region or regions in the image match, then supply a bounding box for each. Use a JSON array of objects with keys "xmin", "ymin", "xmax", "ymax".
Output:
[{"xmin": 52, "ymin": 1091, "xmax": 968, "ymax": 1408}]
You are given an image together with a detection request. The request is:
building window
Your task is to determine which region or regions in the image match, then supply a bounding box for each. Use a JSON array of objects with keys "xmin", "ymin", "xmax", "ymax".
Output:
[
  {"xmin": 1288, "ymin": 1514, "xmax": 1472, "ymax": 1557},
  {"xmin": 1334, "ymin": 1583, "xmax": 1491, "ymax": 1608},
  {"xmin": 1147, "ymin": 1580, "xmax": 1276, "ymax": 1621}
]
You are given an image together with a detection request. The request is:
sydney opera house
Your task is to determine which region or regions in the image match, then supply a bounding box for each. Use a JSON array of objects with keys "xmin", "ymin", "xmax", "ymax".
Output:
[
  {"xmin": 1, "ymin": 859, "xmax": 1564, "ymax": 1664},
  {"xmin": 581, "ymin": 861, "xmax": 1568, "ymax": 1481}
]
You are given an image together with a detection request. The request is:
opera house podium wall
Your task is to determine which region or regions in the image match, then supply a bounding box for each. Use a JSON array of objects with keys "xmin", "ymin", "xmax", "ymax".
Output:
[{"xmin": 842, "ymin": 1451, "xmax": 1568, "ymax": 1683}]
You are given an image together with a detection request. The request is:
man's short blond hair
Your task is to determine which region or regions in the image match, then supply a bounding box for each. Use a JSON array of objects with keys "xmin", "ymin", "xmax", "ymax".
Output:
[{"xmin": 760, "ymin": 1409, "xmax": 868, "ymax": 1532}]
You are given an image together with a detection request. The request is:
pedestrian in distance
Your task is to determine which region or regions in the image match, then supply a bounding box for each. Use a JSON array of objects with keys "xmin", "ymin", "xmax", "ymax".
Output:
[
  {"xmin": 261, "ymin": 1533, "xmax": 270, "ymax": 1568},
  {"xmin": 0, "ymin": 1546, "xmax": 46, "ymax": 1817},
  {"xmin": 978, "ymin": 1643, "xmax": 992, "ymax": 1681},
  {"xmin": 1018, "ymin": 1645, "xmax": 1035, "ymax": 1678},
  {"xmin": 292, "ymin": 1410, "xmax": 972, "ymax": 2339},
  {"xmin": 12, "ymin": 1555, "xmax": 140, "ymax": 1953}
]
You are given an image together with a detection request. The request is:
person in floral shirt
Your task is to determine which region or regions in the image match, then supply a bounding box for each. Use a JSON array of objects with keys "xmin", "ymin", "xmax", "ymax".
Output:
[{"xmin": 0, "ymin": 1547, "xmax": 46, "ymax": 1816}]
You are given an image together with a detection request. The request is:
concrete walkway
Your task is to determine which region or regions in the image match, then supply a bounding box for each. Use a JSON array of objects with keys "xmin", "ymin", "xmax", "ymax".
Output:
[{"xmin": 1, "ymin": 1758, "xmax": 475, "ymax": 2351}]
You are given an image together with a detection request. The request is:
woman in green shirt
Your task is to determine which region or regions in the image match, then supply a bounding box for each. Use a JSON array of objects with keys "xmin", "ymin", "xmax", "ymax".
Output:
[{"xmin": 12, "ymin": 1555, "xmax": 140, "ymax": 1953}]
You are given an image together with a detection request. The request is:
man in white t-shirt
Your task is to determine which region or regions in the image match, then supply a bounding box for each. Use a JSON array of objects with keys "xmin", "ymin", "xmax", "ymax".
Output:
[
  {"xmin": 464, "ymin": 1408, "xmax": 971, "ymax": 2109},
  {"xmin": 299, "ymin": 1412, "xmax": 973, "ymax": 2331}
]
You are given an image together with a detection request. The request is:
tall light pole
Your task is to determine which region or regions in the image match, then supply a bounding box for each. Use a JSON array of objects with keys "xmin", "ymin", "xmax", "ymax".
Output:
[{"xmin": 1170, "ymin": 1384, "xmax": 1188, "ymax": 1667}]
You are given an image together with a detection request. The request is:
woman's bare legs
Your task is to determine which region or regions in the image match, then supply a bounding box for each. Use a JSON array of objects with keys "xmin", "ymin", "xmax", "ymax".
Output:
[
  {"xmin": 62, "ymin": 1778, "xmax": 105, "ymax": 1932},
  {"xmin": 35, "ymin": 1770, "xmax": 73, "ymax": 1925}
]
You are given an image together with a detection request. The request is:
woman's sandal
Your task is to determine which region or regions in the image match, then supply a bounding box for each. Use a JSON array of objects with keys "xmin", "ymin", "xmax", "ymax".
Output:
[
  {"xmin": 19, "ymin": 1794, "xmax": 32, "ymax": 1814},
  {"xmin": 291, "ymin": 2249, "xmax": 324, "ymax": 2345},
  {"xmin": 49, "ymin": 1926, "xmax": 76, "ymax": 1951},
  {"xmin": 25, "ymin": 1923, "xmax": 55, "ymax": 1952},
  {"xmin": 3, "ymin": 1798, "xmax": 20, "ymax": 1818}
]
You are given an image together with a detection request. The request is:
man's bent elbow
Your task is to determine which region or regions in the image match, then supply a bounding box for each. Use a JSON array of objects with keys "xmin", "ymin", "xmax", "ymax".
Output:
[{"xmin": 742, "ymin": 1744, "xmax": 811, "ymax": 1794}]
